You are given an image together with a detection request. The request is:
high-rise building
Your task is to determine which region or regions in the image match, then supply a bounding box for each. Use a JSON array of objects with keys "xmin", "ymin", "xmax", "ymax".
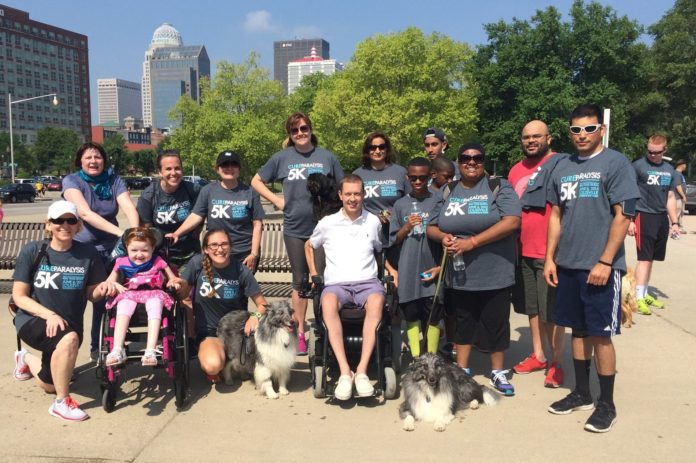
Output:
[
  {"xmin": 287, "ymin": 47, "xmax": 342, "ymax": 94},
  {"xmin": 0, "ymin": 4, "xmax": 91, "ymax": 144},
  {"xmin": 97, "ymin": 78, "xmax": 142, "ymax": 126},
  {"xmin": 274, "ymin": 39, "xmax": 329, "ymax": 93},
  {"xmin": 141, "ymin": 23, "xmax": 209, "ymax": 130}
]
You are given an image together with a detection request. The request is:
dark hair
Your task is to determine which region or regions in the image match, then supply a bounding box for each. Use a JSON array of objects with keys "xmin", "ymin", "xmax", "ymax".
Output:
[
  {"xmin": 284, "ymin": 112, "xmax": 318, "ymax": 147},
  {"xmin": 407, "ymin": 156, "xmax": 430, "ymax": 169},
  {"xmin": 431, "ymin": 156, "xmax": 454, "ymax": 172},
  {"xmin": 569, "ymin": 104, "xmax": 603, "ymax": 124},
  {"xmin": 361, "ymin": 132, "xmax": 396, "ymax": 168},
  {"xmin": 457, "ymin": 142, "xmax": 486, "ymax": 157},
  {"xmin": 201, "ymin": 229, "xmax": 231, "ymax": 298},
  {"xmin": 74, "ymin": 142, "xmax": 109, "ymax": 169},
  {"xmin": 157, "ymin": 149, "xmax": 182, "ymax": 170},
  {"xmin": 338, "ymin": 173, "xmax": 364, "ymax": 192},
  {"xmin": 124, "ymin": 226, "xmax": 156, "ymax": 248}
]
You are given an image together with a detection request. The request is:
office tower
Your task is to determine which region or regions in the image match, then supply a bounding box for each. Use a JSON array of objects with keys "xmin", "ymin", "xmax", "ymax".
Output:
[
  {"xmin": 287, "ymin": 47, "xmax": 342, "ymax": 94},
  {"xmin": 274, "ymin": 38, "xmax": 329, "ymax": 93},
  {"xmin": 97, "ymin": 78, "xmax": 142, "ymax": 126},
  {"xmin": 0, "ymin": 4, "xmax": 91, "ymax": 144},
  {"xmin": 141, "ymin": 23, "xmax": 209, "ymax": 130}
]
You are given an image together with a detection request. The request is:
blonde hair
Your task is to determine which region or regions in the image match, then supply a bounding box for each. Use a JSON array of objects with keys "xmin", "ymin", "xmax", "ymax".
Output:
[{"xmin": 648, "ymin": 134, "xmax": 668, "ymax": 146}]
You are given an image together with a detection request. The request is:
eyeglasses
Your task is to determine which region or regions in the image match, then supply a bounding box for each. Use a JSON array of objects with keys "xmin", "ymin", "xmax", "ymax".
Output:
[
  {"xmin": 206, "ymin": 242, "xmax": 230, "ymax": 250},
  {"xmin": 647, "ymin": 149, "xmax": 665, "ymax": 155},
  {"xmin": 569, "ymin": 124, "xmax": 602, "ymax": 135},
  {"xmin": 51, "ymin": 217, "xmax": 79, "ymax": 225},
  {"xmin": 369, "ymin": 143, "xmax": 387, "ymax": 151},
  {"xmin": 424, "ymin": 142, "xmax": 441, "ymax": 148},
  {"xmin": 408, "ymin": 175, "xmax": 430, "ymax": 182},
  {"xmin": 290, "ymin": 125, "xmax": 310, "ymax": 135},
  {"xmin": 458, "ymin": 154, "xmax": 485, "ymax": 164}
]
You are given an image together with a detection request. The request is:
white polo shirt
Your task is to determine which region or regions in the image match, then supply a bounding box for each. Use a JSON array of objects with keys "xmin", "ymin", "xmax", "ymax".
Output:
[{"xmin": 309, "ymin": 208, "xmax": 382, "ymax": 285}]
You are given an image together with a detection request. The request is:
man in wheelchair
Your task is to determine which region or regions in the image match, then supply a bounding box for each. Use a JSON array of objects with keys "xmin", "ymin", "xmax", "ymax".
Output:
[{"xmin": 304, "ymin": 174, "xmax": 384, "ymax": 400}]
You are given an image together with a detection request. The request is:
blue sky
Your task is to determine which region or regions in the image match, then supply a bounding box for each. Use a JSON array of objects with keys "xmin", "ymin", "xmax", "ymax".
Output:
[{"xmin": 5, "ymin": 0, "xmax": 677, "ymax": 123}]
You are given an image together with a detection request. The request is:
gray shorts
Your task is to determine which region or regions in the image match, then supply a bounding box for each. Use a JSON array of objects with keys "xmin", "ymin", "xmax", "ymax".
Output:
[
  {"xmin": 322, "ymin": 278, "xmax": 385, "ymax": 308},
  {"xmin": 512, "ymin": 257, "xmax": 557, "ymax": 323}
]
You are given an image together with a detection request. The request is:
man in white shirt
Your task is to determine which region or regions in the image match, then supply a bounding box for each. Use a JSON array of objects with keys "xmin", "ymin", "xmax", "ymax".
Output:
[{"xmin": 305, "ymin": 173, "xmax": 384, "ymax": 400}]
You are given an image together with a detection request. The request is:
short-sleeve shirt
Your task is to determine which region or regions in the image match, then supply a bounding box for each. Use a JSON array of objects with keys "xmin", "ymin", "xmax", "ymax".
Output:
[
  {"xmin": 389, "ymin": 192, "xmax": 443, "ymax": 303},
  {"xmin": 677, "ymin": 171, "xmax": 687, "ymax": 196},
  {"xmin": 192, "ymin": 182, "xmax": 264, "ymax": 255},
  {"xmin": 632, "ymin": 157, "xmax": 676, "ymax": 214},
  {"xmin": 137, "ymin": 181, "xmax": 202, "ymax": 260},
  {"xmin": 258, "ymin": 146, "xmax": 344, "ymax": 239},
  {"xmin": 353, "ymin": 164, "xmax": 410, "ymax": 216},
  {"xmin": 62, "ymin": 172, "xmax": 127, "ymax": 250},
  {"xmin": 430, "ymin": 177, "xmax": 521, "ymax": 291},
  {"xmin": 13, "ymin": 240, "xmax": 107, "ymax": 334},
  {"xmin": 548, "ymin": 148, "xmax": 640, "ymax": 271},
  {"xmin": 182, "ymin": 254, "xmax": 262, "ymax": 337}
]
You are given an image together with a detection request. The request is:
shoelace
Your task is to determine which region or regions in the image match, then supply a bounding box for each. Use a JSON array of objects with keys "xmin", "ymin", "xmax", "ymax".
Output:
[
  {"xmin": 63, "ymin": 397, "xmax": 81, "ymax": 410},
  {"xmin": 493, "ymin": 370, "xmax": 511, "ymax": 385}
]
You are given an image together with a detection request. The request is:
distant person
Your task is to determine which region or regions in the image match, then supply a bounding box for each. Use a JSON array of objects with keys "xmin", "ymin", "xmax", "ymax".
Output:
[
  {"xmin": 675, "ymin": 159, "xmax": 688, "ymax": 232},
  {"xmin": 251, "ymin": 112, "xmax": 344, "ymax": 355},
  {"xmin": 627, "ymin": 134, "xmax": 680, "ymax": 315},
  {"xmin": 423, "ymin": 127, "xmax": 458, "ymax": 181},
  {"xmin": 429, "ymin": 156, "xmax": 455, "ymax": 192},
  {"xmin": 35, "ymin": 181, "xmax": 45, "ymax": 197}
]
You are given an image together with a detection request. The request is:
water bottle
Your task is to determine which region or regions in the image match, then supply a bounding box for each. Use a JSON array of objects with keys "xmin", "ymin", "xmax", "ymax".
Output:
[
  {"xmin": 451, "ymin": 237, "xmax": 466, "ymax": 271},
  {"xmin": 411, "ymin": 201, "xmax": 424, "ymax": 235}
]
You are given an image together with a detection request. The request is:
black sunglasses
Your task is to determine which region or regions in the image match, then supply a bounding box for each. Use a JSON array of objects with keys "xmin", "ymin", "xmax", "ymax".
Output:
[
  {"xmin": 408, "ymin": 175, "xmax": 430, "ymax": 182},
  {"xmin": 458, "ymin": 154, "xmax": 485, "ymax": 164},
  {"xmin": 290, "ymin": 125, "xmax": 310, "ymax": 135},
  {"xmin": 369, "ymin": 143, "xmax": 387, "ymax": 151},
  {"xmin": 51, "ymin": 217, "xmax": 79, "ymax": 225},
  {"xmin": 569, "ymin": 124, "xmax": 601, "ymax": 135}
]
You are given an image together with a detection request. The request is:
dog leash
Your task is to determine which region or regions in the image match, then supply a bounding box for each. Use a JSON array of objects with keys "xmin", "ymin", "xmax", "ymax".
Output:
[
  {"xmin": 239, "ymin": 329, "xmax": 255, "ymax": 366},
  {"xmin": 420, "ymin": 249, "xmax": 449, "ymax": 355}
]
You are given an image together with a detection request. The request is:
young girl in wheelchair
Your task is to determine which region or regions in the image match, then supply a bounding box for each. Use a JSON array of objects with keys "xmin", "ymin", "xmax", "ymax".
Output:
[{"xmin": 105, "ymin": 227, "xmax": 180, "ymax": 366}]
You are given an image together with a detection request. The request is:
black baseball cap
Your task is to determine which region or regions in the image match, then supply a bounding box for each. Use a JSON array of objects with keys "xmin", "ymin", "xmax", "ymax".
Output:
[
  {"xmin": 216, "ymin": 150, "xmax": 241, "ymax": 167},
  {"xmin": 676, "ymin": 159, "xmax": 687, "ymax": 166},
  {"xmin": 423, "ymin": 127, "xmax": 447, "ymax": 142}
]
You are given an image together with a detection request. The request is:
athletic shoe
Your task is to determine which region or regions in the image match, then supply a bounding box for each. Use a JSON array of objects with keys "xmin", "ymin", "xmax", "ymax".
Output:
[
  {"xmin": 548, "ymin": 391, "xmax": 594, "ymax": 415},
  {"xmin": 297, "ymin": 332, "xmax": 308, "ymax": 356},
  {"xmin": 513, "ymin": 353, "xmax": 548, "ymax": 374},
  {"xmin": 334, "ymin": 373, "xmax": 354, "ymax": 401},
  {"xmin": 48, "ymin": 396, "xmax": 89, "ymax": 422},
  {"xmin": 636, "ymin": 298, "xmax": 652, "ymax": 315},
  {"xmin": 461, "ymin": 367, "xmax": 471, "ymax": 376},
  {"xmin": 643, "ymin": 294, "xmax": 665, "ymax": 309},
  {"xmin": 89, "ymin": 349, "xmax": 99, "ymax": 362},
  {"xmin": 544, "ymin": 363, "xmax": 564, "ymax": 388},
  {"xmin": 354, "ymin": 373, "xmax": 374, "ymax": 397},
  {"xmin": 584, "ymin": 401, "xmax": 617, "ymax": 433},
  {"xmin": 490, "ymin": 370, "xmax": 514, "ymax": 396},
  {"xmin": 13, "ymin": 349, "xmax": 32, "ymax": 381}
]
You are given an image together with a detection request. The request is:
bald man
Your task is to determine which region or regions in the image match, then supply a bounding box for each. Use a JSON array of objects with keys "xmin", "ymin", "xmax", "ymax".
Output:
[{"xmin": 508, "ymin": 120, "xmax": 566, "ymax": 388}]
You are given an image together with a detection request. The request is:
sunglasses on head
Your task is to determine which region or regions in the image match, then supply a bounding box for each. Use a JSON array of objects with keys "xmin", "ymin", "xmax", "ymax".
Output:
[
  {"xmin": 569, "ymin": 124, "xmax": 602, "ymax": 135},
  {"xmin": 369, "ymin": 143, "xmax": 387, "ymax": 151},
  {"xmin": 290, "ymin": 125, "xmax": 310, "ymax": 135},
  {"xmin": 458, "ymin": 154, "xmax": 485, "ymax": 164},
  {"xmin": 408, "ymin": 175, "xmax": 430, "ymax": 182},
  {"xmin": 51, "ymin": 217, "xmax": 79, "ymax": 225}
]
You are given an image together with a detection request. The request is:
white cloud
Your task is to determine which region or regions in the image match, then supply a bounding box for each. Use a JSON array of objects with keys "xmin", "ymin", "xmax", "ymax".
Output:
[
  {"xmin": 243, "ymin": 10, "xmax": 278, "ymax": 33},
  {"xmin": 292, "ymin": 25, "xmax": 322, "ymax": 39}
]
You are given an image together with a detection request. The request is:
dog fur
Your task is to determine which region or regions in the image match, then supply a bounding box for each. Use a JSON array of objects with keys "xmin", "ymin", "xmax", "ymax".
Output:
[
  {"xmin": 621, "ymin": 266, "xmax": 636, "ymax": 328},
  {"xmin": 306, "ymin": 173, "xmax": 342, "ymax": 223},
  {"xmin": 216, "ymin": 301, "xmax": 297, "ymax": 399},
  {"xmin": 399, "ymin": 354, "xmax": 498, "ymax": 432}
]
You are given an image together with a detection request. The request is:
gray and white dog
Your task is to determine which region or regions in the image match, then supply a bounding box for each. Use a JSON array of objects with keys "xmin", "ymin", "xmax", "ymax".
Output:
[
  {"xmin": 399, "ymin": 353, "xmax": 498, "ymax": 431},
  {"xmin": 216, "ymin": 301, "xmax": 297, "ymax": 399}
]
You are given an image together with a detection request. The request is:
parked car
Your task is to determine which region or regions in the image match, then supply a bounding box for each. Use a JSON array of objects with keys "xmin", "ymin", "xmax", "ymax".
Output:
[
  {"xmin": 123, "ymin": 177, "xmax": 145, "ymax": 190},
  {"xmin": 46, "ymin": 181, "xmax": 62, "ymax": 192},
  {"xmin": 14, "ymin": 178, "xmax": 36, "ymax": 187},
  {"xmin": 685, "ymin": 183, "xmax": 696, "ymax": 215},
  {"xmin": 183, "ymin": 176, "xmax": 208, "ymax": 187},
  {"xmin": 0, "ymin": 183, "xmax": 37, "ymax": 203}
]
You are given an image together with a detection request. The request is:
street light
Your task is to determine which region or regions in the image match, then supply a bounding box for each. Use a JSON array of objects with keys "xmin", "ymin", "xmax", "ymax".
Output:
[{"xmin": 8, "ymin": 92, "xmax": 59, "ymax": 183}]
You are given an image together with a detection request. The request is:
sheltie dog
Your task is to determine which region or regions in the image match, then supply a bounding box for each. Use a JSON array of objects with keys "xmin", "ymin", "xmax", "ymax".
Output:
[{"xmin": 621, "ymin": 267, "xmax": 636, "ymax": 328}]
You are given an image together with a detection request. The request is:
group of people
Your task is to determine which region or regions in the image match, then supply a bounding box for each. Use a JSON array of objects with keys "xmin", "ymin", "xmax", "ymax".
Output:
[{"xmin": 10, "ymin": 105, "xmax": 683, "ymax": 434}]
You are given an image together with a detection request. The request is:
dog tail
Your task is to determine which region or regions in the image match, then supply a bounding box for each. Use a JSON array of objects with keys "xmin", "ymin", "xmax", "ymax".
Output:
[{"xmin": 482, "ymin": 387, "xmax": 499, "ymax": 407}]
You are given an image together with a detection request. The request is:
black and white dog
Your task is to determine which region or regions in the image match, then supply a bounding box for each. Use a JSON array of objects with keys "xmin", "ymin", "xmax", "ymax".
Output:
[
  {"xmin": 399, "ymin": 354, "xmax": 498, "ymax": 431},
  {"xmin": 216, "ymin": 301, "xmax": 297, "ymax": 399},
  {"xmin": 306, "ymin": 172, "xmax": 342, "ymax": 223}
]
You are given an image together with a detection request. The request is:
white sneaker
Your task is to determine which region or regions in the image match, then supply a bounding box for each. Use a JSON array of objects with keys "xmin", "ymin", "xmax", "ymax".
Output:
[
  {"xmin": 354, "ymin": 373, "xmax": 374, "ymax": 397},
  {"xmin": 48, "ymin": 396, "xmax": 89, "ymax": 422},
  {"xmin": 13, "ymin": 349, "xmax": 32, "ymax": 381},
  {"xmin": 334, "ymin": 373, "xmax": 354, "ymax": 400}
]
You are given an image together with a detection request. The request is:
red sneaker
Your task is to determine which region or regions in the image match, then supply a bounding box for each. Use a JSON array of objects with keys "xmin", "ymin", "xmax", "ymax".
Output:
[
  {"xmin": 544, "ymin": 363, "xmax": 564, "ymax": 388},
  {"xmin": 513, "ymin": 353, "xmax": 547, "ymax": 374}
]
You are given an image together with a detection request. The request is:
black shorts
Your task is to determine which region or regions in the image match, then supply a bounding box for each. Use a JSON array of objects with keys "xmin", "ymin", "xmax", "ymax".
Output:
[
  {"xmin": 284, "ymin": 235, "xmax": 326, "ymax": 290},
  {"xmin": 399, "ymin": 297, "xmax": 443, "ymax": 325},
  {"xmin": 512, "ymin": 257, "xmax": 557, "ymax": 323},
  {"xmin": 444, "ymin": 287, "xmax": 511, "ymax": 352},
  {"xmin": 635, "ymin": 212, "xmax": 668, "ymax": 261},
  {"xmin": 18, "ymin": 317, "xmax": 82, "ymax": 385}
]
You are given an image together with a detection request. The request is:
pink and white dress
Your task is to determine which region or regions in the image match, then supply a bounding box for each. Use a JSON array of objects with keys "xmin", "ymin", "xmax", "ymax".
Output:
[{"xmin": 106, "ymin": 256, "xmax": 175, "ymax": 310}]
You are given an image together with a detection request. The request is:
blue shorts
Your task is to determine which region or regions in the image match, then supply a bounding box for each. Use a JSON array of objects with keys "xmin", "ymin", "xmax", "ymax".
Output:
[
  {"xmin": 554, "ymin": 267, "xmax": 622, "ymax": 337},
  {"xmin": 322, "ymin": 278, "xmax": 385, "ymax": 308}
]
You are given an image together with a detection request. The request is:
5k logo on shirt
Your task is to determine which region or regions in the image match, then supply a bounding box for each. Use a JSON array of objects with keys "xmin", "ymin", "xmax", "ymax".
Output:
[
  {"xmin": 560, "ymin": 181, "xmax": 578, "ymax": 201},
  {"xmin": 157, "ymin": 209, "xmax": 176, "ymax": 224},
  {"xmin": 211, "ymin": 204, "xmax": 231, "ymax": 219},
  {"xmin": 445, "ymin": 201, "xmax": 466, "ymax": 216},
  {"xmin": 35, "ymin": 270, "xmax": 59, "ymax": 289}
]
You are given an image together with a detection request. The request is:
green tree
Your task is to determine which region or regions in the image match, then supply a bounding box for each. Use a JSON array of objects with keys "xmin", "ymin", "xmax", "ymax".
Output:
[
  {"xmin": 32, "ymin": 127, "xmax": 81, "ymax": 175},
  {"xmin": 131, "ymin": 149, "xmax": 157, "ymax": 175},
  {"xmin": 0, "ymin": 132, "xmax": 32, "ymax": 179},
  {"xmin": 102, "ymin": 133, "xmax": 130, "ymax": 175},
  {"xmin": 289, "ymin": 72, "xmax": 333, "ymax": 115},
  {"xmin": 473, "ymin": 0, "xmax": 649, "ymax": 165},
  {"xmin": 312, "ymin": 27, "xmax": 477, "ymax": 170}
]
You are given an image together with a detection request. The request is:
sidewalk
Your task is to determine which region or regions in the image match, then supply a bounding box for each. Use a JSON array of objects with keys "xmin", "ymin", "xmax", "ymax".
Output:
[{"xmin": 1, "ymin": 217, "xmax": 695, "ymax": 462}]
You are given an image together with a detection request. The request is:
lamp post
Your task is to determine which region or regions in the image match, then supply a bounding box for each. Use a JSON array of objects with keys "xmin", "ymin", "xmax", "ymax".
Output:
[{"xmin": 8, "ymin": 92, "xmax": 59, "ymax": 183}]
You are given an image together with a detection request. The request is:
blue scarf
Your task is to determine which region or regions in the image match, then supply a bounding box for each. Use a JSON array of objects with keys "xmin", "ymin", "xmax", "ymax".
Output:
[
  {"xmin": 78, "ymin": 167, "xmax": 113, "ymax": 200},
  {"xmin": 122, "ymin": 257, "xmax": 154, "ymax": 278}
]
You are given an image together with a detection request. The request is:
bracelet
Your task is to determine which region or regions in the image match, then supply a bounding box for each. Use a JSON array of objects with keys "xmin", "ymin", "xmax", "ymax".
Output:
[
  {"xmin": 598, "ymin": 260, "xmax": 612, "ymax": 267},
  {"xmin": 252, "ymin": 312, "xmax": 263, "ymax": 319},
  {"xmin": 671, "ymin": 223, "xmax": 679, "ymax": 227},
  {"xmin": 469, "ymin": 236, "xmax": 478, "ymax": 248},
  {"xmin": 250, "ymin": 252, "xmax": 258, "ymax": 259}
]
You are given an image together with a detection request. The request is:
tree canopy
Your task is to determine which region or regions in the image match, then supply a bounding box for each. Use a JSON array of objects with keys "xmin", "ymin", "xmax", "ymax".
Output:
[{"xmin": 33, "ymin": 127, "xmax": 81, "ymax": 175}]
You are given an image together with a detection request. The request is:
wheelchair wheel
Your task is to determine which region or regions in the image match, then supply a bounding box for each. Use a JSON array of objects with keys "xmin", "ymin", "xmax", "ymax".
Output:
[
  {"xmin": 101, "ymin": 386, "xmax": 116, "ymax": 413},
  {"xmin": 173, "ymin": 305, "xmax": 189, "ymax": 409},
  {"xmin": 383, "ymin": 366, "xmax": 398, "ymax": 400},
  {"xmin": 312, "ymin": 365, "xmax": 326, "ymax": 398},
  {"xmin": 173, "ymin": 378, "xmax": 186, "ymax": 408}
]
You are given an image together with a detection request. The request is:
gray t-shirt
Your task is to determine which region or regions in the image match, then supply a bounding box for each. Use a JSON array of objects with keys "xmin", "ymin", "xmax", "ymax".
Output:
[
  {"xmin": 182, "ymin": 254, "xmax": 262, "ymax": 337},
  {"xmin": 13, "ymin": 240, "xmax": 107, "ymax": 334},
  {"xmin": 258, "ymin": 146, "xmax": 344, "ymax": 239},
  {"xmin": 192, "ymin": 182, "xmax": 265, "ymax": 255},
  {"xmin": 137, "ymin": 181, "xmax": 202, "ymax": 260},
  {"xmin": 548, "ymin": 148, "xmax": 640, "ymax": 271},
  {"xmin": 632, "ymin": 157, "xmax": 676, "ymax": 214},
  {"xmin": 389, "ymin": 192, "xmax": 443, "ymax": 303},
  {"xmin": 353, "ymin": 164, "xmax": 410, "ymax": 216},
  {"xmin": 431, "ymin": 177, "xmax": 521, "ymax": 291},
  {"xmin": 62, "ymin": 172, "xmax": 127, "ymax": 251}
]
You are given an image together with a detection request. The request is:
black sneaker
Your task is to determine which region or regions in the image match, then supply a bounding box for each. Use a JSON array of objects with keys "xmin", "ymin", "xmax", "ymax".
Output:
[
  {"xmin": 89, "ymin": 349, "xmax": 99, "ymax": 362},
  {"xmin": 584, "ymin": 401, "xmax": 617, "ymax": 433},
  {"xmin": 548, "ymin": 391, "xmax": 594, "ymax": 415}
]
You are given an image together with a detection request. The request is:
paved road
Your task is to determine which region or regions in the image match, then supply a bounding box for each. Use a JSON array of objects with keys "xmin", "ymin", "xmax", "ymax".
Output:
[{"xmin": 2, "ymin": 216, "xmax": 695, "ymax": 462}]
